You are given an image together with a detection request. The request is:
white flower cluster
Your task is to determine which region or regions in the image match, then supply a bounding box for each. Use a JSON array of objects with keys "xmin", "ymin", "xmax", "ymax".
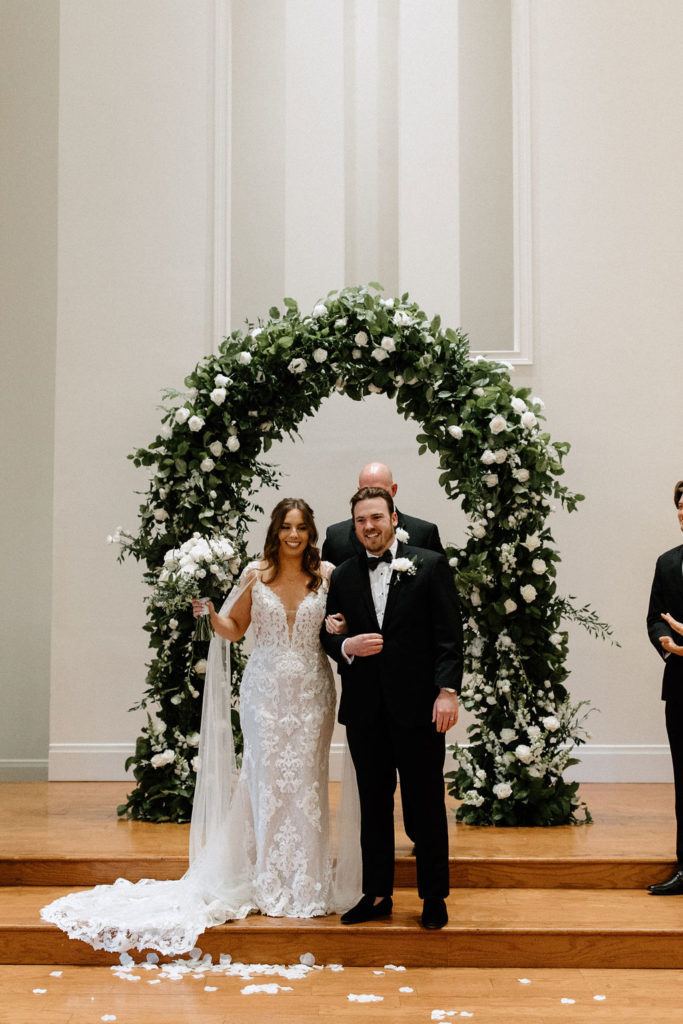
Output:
[{"xmin": 151, "ymin": 533, "xmax": 239, "ymax": 616}]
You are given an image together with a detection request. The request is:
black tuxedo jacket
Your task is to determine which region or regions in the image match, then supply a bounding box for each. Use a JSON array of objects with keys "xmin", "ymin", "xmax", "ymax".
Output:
[
  {"xmin": 647, "ymin": 544, "xmax": 683, "ymax": 701},
  {"xmin": 321, "ymin": 544, "xmax": 463, "ymax": 729},
  {"xmin": 321, "ymin": 510, "xmax": 444, "ymax": 566}
]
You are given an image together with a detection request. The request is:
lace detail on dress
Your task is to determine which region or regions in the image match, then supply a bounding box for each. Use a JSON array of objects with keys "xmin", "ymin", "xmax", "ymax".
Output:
[{"xmin": 41, "ymin": 568, "xmax": 343, "ymax": 954}]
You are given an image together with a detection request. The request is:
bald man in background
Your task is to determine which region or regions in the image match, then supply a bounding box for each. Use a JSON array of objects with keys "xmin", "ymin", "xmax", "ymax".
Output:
[{"xmin": 322, "ymin": 462, "xmax": 444, "ymax": 565}]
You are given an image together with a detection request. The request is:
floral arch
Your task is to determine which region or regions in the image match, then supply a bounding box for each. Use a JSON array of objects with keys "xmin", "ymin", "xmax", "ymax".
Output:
[{"xmin": 115, "ymin": 284, "xmax": 608, "ymax": 826}]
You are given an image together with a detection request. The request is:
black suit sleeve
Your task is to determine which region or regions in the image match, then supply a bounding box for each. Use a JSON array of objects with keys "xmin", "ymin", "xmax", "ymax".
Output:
[
  {"xmin": 648, "ymin": 558, "xmax": 675, "ymax": 660},
  {"xmin": 320, "ymin": 570, "xmax": 346, "ymax": 666},
  {"xmin": 428, "ymin": 555, "xmax": 463, "ymax": 692},
  {"xmin": 426, "ymin": 523, "xmax": 445, "ymax": 556}
]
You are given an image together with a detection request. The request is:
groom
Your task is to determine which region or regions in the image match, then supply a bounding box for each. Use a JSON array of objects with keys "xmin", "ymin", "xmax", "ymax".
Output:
[{"xmin": 321, "ymin": 486, "xmax": 462, "ymax": 929}]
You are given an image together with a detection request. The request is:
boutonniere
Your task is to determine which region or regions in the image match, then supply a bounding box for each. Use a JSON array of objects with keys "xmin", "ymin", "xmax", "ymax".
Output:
[
  {"xmin": 395, "ymin": 526, "xmax": 410, "ymax": 543},
  {"xmin": 391, "ymin": 556, "xmax": 419, "ymax": 583}
]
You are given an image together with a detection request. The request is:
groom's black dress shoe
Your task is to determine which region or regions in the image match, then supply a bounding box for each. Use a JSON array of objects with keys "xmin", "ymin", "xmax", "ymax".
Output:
[
  {"xmin": 648, "ymin": 869, "xmax": 683, "ymax": 895},
  {"xmin": 421, "ymin": 897, "xmax": 448, "ymax": 929},
  {"xmin": 340, "ymin": 894, "xmax": 393, "ymax": 924}
]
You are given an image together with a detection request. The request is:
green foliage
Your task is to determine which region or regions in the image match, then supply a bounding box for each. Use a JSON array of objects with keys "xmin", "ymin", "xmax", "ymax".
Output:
[{"xmin": 113, "ymin": 284, "xmax": 606, "ymax": 825}]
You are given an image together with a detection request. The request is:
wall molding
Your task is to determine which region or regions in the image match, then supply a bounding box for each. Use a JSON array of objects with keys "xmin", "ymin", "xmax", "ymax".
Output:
[
  {"xmin": 43, "ymin": 742, "xmax": 673, "ymax": 784},
  {"xmin": 470, "ymin": 0, "xmax": 534, "ymax": 366}
]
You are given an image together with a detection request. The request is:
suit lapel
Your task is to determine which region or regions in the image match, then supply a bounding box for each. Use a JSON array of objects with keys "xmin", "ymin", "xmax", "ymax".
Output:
[
  {"xmin": 355, "ymin": 554, "xmax": 381, "ymax": 631},
  {"xmin": 382, "ymin": 541, "xmax": 409, "ymax": 625}
]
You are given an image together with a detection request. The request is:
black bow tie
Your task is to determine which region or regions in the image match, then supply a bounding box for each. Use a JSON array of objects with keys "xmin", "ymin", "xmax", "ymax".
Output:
[{"xmin": 367, "ymin": 550, "xmax": 393, "ymax": 571}]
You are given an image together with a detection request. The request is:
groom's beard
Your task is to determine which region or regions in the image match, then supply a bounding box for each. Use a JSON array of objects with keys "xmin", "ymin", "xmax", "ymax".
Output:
[{"xmin": 357, "ymin": 529, "xmax": 394, "ymax": 554}]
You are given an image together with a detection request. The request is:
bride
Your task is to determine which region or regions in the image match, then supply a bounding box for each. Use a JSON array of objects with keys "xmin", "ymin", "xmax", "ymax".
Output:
[{"xmin": 41, "ymin": 498, "xmax": 360, "ymax": 955}]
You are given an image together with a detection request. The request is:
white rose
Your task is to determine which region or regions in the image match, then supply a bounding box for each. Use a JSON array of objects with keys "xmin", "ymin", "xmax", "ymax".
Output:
[
  {"xmin": 394, "ymin": 375, "xmax": 404, "ymax": 387},
  {"xmin": 372, "ymin": 347, "xmax": 389, "ymax": 361},
  {"xmin": 513, "ymin": 468, "xmax": 530, "ymax": 483},
  {"xmin": 160, "ymin": 423, "xmax": 173, "ymax": 440},
  {"xmin": 352, "ymin": 348, "xmax": 362, "ymax": 359},
  {"xmin": 392, "ymin": 310, "xmax": 412, "ymax": 326},
  {"xmin": 186, "ymin": 732, "xmax": 201, "ymax": 747},
  {"xmin": 448, "ymin": 425, "xmax": 463, "ymax": 440},
  {"xmin": 334, "ymin": 317, "xmax": 348, "ymax": 328},
  {"xmin": 200, "ymin": 457, "xmax": 215, "ymax": 473},
  {"xmin": 527, "ymin": 725, "xmax": 541, "ymax": 741},
  {"xmin": 395, "ymin": 527, "xmax": 409, "ymax": 543},
  {"xmin": 312, "ymin": 303, "xmax": 327, "ymax": 317},
  {"xmin": 168, "ymin": 618, "xmax": 178, "ymax": 630},
  {"xmin": 471, "ymin": 522, "xmax": 486, "ymax": 539},
  {"xmin": 510, "ymin": 396, "xmax": 527, "ymax": 414},
  {"xmin": 381, "ymin": 335, "xmax": 396, "ymax": 352},
  {"xmin": 288, "ymin": 357, "xmax": 307, "ymax": 374},
  {"xmin": 531, "ymin": 558, "xmax": 547, "ymax": 574},
  {"xmin": 214, "ymin": 373, "xmax": 230, "ymax": 387},
  {"xmin": 550, "ymin": 633, "xmax": 563, "ymax": 647},
  {"xmin": 150, "ymin": 749, "xmax": 175, "ymax": 769},
  {"xmin": 238, "ymin": 351, "xmax": 252, "ymax": 365},
  {"xmin": 210, "ymin": 387, "xmax": 226, "ymax": 406},
  {"xmin": 493, "ymin": 782, "xmax": 512, "ymax": 800},
  {"xmin": 484, "ymin": 473, "xmax": 499, "ymax": 488},
  {"xmin": 194, "ymin": 659, "xmax": 208, "ymax": 675},
  {"xmin": 493, "ymin": 449, "xmax": 507, "ymax": 464},
  {"xmin": 521, "ymin": 411, "xmax": 538, "ymax": 429},
  {"xmin": 227, "ymin": 435, "xmax": 240, "ymax": 452},
  {"xmin": 515, "ymin": 744, "xmax": 533, "ymax": 764},
  {"xmin": 490, "ymin": 414, "xmax": 507, "ymax": 435},
  {"xmin": 481, "ymin": 449, "xmax": 496, "ymax": 465},
  {"xmin": 188, "ymin": 415, "xmax": 205, "ymax": 432},
  {"xmin": 504, "ymin": 598, "xmax": 517, "ymax": 614},
  {"xmin": 520, "ymin": 584, "xmax": 537, "ymax": 603},
  {"xmin": 449, "ymin": 557, "xmax": 458, "ymax": 568},
  {"xmin": 313, "ymin": 348, "xmax": 328, "ymax": 363},
  {"xmin": 542, "ymin": 715, "xmax": 560, "ymax": 732},
  {"xmin": 175, "ymin": 407, "xmax": 190, "ymax": 425},
  {"xmin": 500, "ymin": 728, "xmax": 517, "ymax": 744},
  {"xmin": 209, "ymin": 440, "xmax": 223, "ymax": 458},
  {"xmin": 354, "ymin": 330, "xmax": 369, "ymax": 347},
  {"xmin": 522, "ymin": 534, "xmax": 542, "ymax": 551},
  {"xmin": 470, "ymin": 589, "xmax": 482, "ymax": 607},
  {"xmin": 153, "ymin": 508, "xmax": 169, "ymax": 522},
  {"xmin": 473, "ymin": 387, "xmax": 485, "ymax": 397}
]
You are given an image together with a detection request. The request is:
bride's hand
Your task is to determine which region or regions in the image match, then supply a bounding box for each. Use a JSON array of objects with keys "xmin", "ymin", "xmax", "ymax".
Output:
[
  {"xmin": 325, "ymin": 612, "xmax": 347, "ymax": 635},
  {"xmin": 191, "ymin": 598, "xmax": 214, "ymax": 619},
  {"xmin": 662, "ymin": 612, "xmax": 683, "ymax": 638}
]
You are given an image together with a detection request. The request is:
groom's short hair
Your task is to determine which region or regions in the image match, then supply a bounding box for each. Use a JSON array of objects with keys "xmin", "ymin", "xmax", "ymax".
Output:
[
  {"xmin": 675, "ymin": 480, "xmax": 683, "ymax": 506},
  {"xmin": 351, "ymin": 486, "xmax": 395, "ymax": 517}
]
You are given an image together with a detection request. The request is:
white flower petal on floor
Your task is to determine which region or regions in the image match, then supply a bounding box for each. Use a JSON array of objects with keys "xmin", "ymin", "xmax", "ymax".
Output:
[
  {"xmin": 32, "ymin": 988, "xmax": 47, "ymax": 994},
  {"xmin": 348, "ymin": 994, "xmax": 384, "ymax": 1002},
  {"xmin": 399, "ymin": 986, "xmax": 414, "ymax": 993},
  {"xmin": 204, "ymin": 985, "xmax": 218, "ymax": 992},
  {"xmin": 384, "ymin": 964, "xmax": 406, "ymax": 971},
  {"xmin": 517, "ymin": 977, "xmax": 531, "ymax": 984},
  {"xmin": 241, "ymin": 983, "xmax": 294, "ymax": 995},
  {"xmin": 593, "ymin": 994, "xmax": 607, "ymax": 1001},
  {"xmin": 299, "ymin": 952, "xmax": 316, "ymax": 966},
  {"xmin": 560, "ymin": 997, "xmax": 576, "ymax": 1004},
  {"xmin": 49, "ymin": 970, "xmax": 63, "ymax": 977}
]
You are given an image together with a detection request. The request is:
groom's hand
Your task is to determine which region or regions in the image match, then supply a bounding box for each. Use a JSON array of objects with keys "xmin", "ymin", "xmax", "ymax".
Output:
[
  {"xmin": 433, "ymin": 690, "xmax": 459, "ymax": 733},
  {"xmin": 343, "ymin": 633, "xmax": 384, "ymax": 657}
]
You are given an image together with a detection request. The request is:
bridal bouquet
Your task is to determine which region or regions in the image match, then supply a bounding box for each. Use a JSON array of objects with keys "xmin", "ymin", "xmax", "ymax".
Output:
[{"xmin": 151, "ymin": 533, "xmax": 239, "ymax": 640}]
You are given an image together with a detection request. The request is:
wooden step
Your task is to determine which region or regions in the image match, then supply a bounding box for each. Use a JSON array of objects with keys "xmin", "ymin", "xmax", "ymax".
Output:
[
  {"xmin": 3, "ymin": 885, "xmax": 682, "ymax": 969},
  {"xmin": 1, "ymin": 853, "xmax": 673, "ymax": 889}
]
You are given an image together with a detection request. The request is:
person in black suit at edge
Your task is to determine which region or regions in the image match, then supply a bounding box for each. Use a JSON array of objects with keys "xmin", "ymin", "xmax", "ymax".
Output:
[
  {"xmin": 322, "ymin": 461, "xmax": 446, "ymax": 851},
  {"xmin": 321, "ymin": 486, "xmax": 462, "ymax": 929},
  {"xmin": 321, "ymin": 461, "xmax": 444, "ymax": 565},
  {"xmin": 647, "ymin": 479, "xmax": 683, "ymax": 894}
]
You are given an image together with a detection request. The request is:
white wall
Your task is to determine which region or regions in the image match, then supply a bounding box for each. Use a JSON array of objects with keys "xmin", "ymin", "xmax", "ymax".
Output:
[{"xmin": 2, "ymin": 0, "xmax": 682, "ymax": 783}]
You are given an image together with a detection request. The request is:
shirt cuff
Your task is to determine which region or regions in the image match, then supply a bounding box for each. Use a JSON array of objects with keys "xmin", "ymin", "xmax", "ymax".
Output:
[{"xmin": 341, "ymin": 638, "xmax": 354, "ymax": 664}]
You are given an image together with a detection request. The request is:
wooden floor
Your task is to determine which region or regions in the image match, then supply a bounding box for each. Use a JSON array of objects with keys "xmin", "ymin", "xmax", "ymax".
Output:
[{"xmin": 1, "ymin": 782, "xmax": 681, "ymax": 1022}]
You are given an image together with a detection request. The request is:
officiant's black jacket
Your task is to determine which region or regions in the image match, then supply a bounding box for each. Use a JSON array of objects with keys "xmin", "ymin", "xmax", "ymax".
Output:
[
  {"xmin": 321, "ymin": 510, "xmax": 444, "ymax": 566},
  {"xmin": 321, "ymin": 544, "xmax": 463, "ymax": 728},
  {"xmin": 647, "ymin": 543, "xmax": 683, "ymax": 701}
]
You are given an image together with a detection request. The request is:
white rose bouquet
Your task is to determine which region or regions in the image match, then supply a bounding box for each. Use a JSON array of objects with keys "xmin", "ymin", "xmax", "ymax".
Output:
[{"xmin": 151, "ymin": 533, "xmax": 238, "ymax": 640}]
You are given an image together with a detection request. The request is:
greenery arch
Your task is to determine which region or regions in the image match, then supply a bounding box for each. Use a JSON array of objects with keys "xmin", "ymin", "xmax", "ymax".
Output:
[{"xmin": 115, "ymin": 284, "xmax": 608, "ymax": 826}]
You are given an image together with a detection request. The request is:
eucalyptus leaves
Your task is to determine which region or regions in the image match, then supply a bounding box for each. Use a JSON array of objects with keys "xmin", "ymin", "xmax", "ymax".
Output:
[{"xmin": 114, "ymin": 283, "xmax": 610, "ymax": 824}]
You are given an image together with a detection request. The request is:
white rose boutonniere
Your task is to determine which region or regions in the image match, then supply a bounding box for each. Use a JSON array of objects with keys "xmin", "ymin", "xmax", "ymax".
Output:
[
  {"xmin": 395, "ymin": 526, "xmax": 410, "ymax": 543},
  {"xmin": 391, "ymin": 556, "xmax": 419, "ymax": 584}
]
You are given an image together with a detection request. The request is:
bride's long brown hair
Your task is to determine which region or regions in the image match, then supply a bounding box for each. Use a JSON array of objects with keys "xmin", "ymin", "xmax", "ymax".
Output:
[{"xmin": 261, "ymin": 498, "xmax": 323, "ymax": 592}]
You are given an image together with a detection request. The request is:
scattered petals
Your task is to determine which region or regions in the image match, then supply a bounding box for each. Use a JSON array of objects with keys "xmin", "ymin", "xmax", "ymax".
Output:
[
  {"xmin": 101, "ymin": 1017, "xmax": 117, "ymax": 1022},
  {"xmin": 242, "ymin": 983, "xmax": 293, "ymax": 995},
  {"xmin": 327, "ymin": 964, "xmax": 344, "ymax": 971},
  {"xmin": 593, "ymin": 994, "xmax": 607, "ymax": 1001},
  {"xmin": 384, "ymin": 964, "xmax": 406, "ymax": 971},
  {"xmin": 299, "ymin": 952, "xmax": 316, "ymax": 967},
  {"xmin": 147, "ymin": 979, "xmax": 161, "ymax": 985},
  {"xmin": 373, "ymin": 970, "xmax": 385, "ymax": 975},
  {"xmin": 49, "ymin": 970, "xmax": 63, "ymax": 977},
  {"xmin": 517, "ymin": 977, "xmax": 531, "ymax": 984},
  {"xmin": 561, "ymin": 997, "xmax": 576, "ymax": 1004},
  {"xmin": 349, "ymin": 993, "xmax": 384, "ymax": 1002},
  {"xmin": 399, "ymin": 986, "xmax": 414, "ymax": 993},
  {"xmin": 204, "ymin": 985, "xmax": 218, "ymax": 992},
  {"xmin": 32, "ymin": 988, "xmax": 47, "ymax": 994}
]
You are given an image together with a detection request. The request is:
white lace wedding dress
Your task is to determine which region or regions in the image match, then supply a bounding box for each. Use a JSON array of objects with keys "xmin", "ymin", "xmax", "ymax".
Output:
[{"xmin": 41, "ymin": 563, "xmax": 360, "ymax": 955}]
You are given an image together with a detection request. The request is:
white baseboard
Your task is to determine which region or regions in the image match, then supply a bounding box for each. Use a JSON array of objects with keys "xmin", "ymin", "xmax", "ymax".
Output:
[
  {"xmin": 43, "ymin": 742, "xmax": 674, "ymax": 784},
  {"xmin": 0, "ymin": 759, "xmax": 48, "ymax": 781}
]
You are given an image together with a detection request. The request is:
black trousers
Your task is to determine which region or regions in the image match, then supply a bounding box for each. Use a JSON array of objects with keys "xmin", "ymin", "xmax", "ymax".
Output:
[
  {"xmin": 345, "ymin": 716, "xmax": 450, "ymax": 900},
  {"xmin": 665, "ymin": 697, "xmax": 683, "ymax": 865}
]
